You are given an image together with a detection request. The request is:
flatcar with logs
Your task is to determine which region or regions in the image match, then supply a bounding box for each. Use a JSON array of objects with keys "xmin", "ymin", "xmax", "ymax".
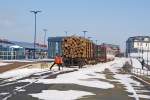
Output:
[
  {"xmin": 48, "ymin": 36, "xmax": 118, "ymax": 67},
  {"xmin": 61, "ymin": 36, "xmax": 116, "ymax": 67}
]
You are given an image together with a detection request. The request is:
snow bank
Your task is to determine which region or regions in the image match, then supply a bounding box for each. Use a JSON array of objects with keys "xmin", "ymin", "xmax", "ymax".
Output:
[
  {"xmin": 1, "ymin": 60, "xmax": 34, "ymax": 63},
  {"xmin": 29, "ymin": 90, "xmax": 94, "ymax": 100},
  {"xmin": 0, "ymin": 62, "xmax": 11, "ymax": 66},
  {"xmin": 0, "ymin": 68, "xmax": 47, "ymax": 80}
]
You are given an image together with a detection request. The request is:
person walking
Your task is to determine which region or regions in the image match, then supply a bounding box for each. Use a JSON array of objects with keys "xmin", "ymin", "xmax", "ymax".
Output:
[
  {"xmin": 141, "ymin": 58, "xmax": 145, "ymax": 69},
  {"xmin": 50, "ymin": 54, "xmax": 63, "ymax": 70}
]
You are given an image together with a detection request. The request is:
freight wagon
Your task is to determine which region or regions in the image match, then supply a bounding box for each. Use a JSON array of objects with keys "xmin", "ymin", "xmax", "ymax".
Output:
[
  {"xmin": 96, "ymin": 45, "xmax": 115, "ymax": 62},
  {"xmin": 48, "ymin": 36, "xmax": 116, "ymax": 67},
  {"xmin": 62, "ymin": 36, "xmax": 96, "ymax": 67}
]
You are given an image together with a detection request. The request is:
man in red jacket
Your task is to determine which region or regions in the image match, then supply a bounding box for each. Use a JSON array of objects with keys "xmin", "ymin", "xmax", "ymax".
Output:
[{"xmin": 50, "ymin": 54, "xmax": 63, "ymax": 70}]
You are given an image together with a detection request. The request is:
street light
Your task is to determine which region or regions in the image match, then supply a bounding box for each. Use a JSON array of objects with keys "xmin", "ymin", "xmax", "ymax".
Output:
[
  {"xmin": 88, "ymin": 37, "xmax": 92, "ymax": 40},
  {"xmin": 64, "ymin": 31, "xmax": 68, "ymax": 36},
  {"xmin": 43, "ymin": 29, "xmax": 47, "ymax": 46},
  {"xmin": 30, "ymin": 10, "xmax": 41, "ymax": 59},
  {"xmin": 147, "ymin": 42, "xmax": 149, "ymax": 65},
  {"xmin": 95, "ymin": 40, "xmax": 98, "ymax": 45},
  {"xmin": 83, "ymin": 31, "xmax": 88, "ymax": 38}
]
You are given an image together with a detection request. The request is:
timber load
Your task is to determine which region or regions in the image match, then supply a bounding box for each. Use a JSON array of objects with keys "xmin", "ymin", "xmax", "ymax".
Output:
[{"xmin": 62, "ymin": 36, "xmax": 95, "ymax": 67}]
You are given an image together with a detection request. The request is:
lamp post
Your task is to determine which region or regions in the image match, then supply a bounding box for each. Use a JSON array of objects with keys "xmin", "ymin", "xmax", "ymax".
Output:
[
  {"xmin": 64, "ymin": 31, "xmax": 68, "ymax": 36},
  {"xmin": 83, "ymin": 31, "xmax": 88, "ymax": 38},
  {"xmin": 30, "ymin": 10, "xmax": 41, "ymax": 59},
  {"xmin": 88, "ymin": 37, "xmax": 92, "ymax": 40},
  {"xmin": 147, "ymin": 42, "xmax": 149, "ymax": 65},
  {"xmin": 43, "ymin": 29, "xmax": 47, "ymax": 46}
]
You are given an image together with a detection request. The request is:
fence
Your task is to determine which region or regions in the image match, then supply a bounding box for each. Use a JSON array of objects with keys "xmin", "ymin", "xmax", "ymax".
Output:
[{"xmin": 131, "ymin": 67, "xmax": 150, "ymax": 77}]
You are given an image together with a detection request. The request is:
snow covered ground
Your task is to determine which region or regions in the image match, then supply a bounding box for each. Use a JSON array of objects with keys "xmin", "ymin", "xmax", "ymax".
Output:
[
  {"xmin": 109, "ymin": 58, "xmax": 150, "ymax": 100},
  {"xmin": 0, "ymin": 59, "xmax": 54, "ymax": 63},
  {"xmin": 20, "ymin": 64, "xmax": 114, "ymax": 89},
  {"xmin": 0, "ymin": 68, "xmax": 48, "ymax": 81},
  {"xmin": 1, "ymin": 57, "xmax": 150, "ymax": 100},
  {"xmin": 0, "ymin": 62, "xmax": 11, "ymax": 66},
  {"xmin": 29, "ymin": 90, "xmax": 94, "ymax": 100}
]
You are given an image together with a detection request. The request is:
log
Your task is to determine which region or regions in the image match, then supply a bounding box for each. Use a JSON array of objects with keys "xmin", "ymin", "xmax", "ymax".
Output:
[{"xmin": 62, "ymin": 36, "xmax": 94, "ymax": 59}]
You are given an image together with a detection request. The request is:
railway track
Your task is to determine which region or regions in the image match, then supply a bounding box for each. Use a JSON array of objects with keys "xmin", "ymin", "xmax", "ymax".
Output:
[{"xmin": 0, "ymin": 69, "xmax": 78, "ymax": 100}]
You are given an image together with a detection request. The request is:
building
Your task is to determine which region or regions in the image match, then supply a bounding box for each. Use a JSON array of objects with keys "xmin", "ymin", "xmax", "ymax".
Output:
[
  {"xmin": 0, "ymin": 38, "xmax": 48, "ymax": 60},
  {"xmin": 48, "ymin": 37, "xmax": 64, "ymax": 58},
  {"xmin": 126, "ymin": 36, "xmax": 150, "ymax": 57}
]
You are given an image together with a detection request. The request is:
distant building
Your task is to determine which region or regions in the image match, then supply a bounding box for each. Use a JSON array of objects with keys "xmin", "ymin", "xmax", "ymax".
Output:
[
  {"xmin": 126, "ymin": 36, "xmax": 150, "ymax": 57},
  {"xmin": 47, "ymin": 37, "xmax": 65, "ymax": 58},
  {"xmin": 0, "ymin": 38, "xmax": 47, "ymax": 60}
]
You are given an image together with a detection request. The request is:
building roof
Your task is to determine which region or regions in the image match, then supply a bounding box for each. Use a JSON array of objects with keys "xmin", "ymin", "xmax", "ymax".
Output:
[
  {"xmin": 0, "ymin": 40, "xmax": 47, "ymax": 50},
  {"xmin": 127, "ymin": 36, "xmax": 150, "ymax": 42},
  {"xmin": 10, "ymin": 41, "xmax": 47, "ymax": 50},
  {"xmin": 48, "ymin": 37, "xmax": 65, "ymax": 42}
]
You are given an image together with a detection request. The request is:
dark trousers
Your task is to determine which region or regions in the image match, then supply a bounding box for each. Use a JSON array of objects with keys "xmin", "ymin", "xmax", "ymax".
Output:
[{"xmin": 50, "ymin": 63, "xmax": 63, "ymax": 70}]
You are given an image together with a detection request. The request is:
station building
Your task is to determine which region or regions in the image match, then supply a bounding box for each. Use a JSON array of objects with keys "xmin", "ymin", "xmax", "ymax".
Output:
[
  {"xmin": 0, "ymin": 39, "xmax": 48, "ymax": 60},
  {"xmin": 126, "ymin": 36, "xmax": 150, "ymax": 57}
]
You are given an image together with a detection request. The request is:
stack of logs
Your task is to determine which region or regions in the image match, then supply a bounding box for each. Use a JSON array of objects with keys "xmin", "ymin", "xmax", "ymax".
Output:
[{"xmin": 62, "ymin": 36, "xmax": 94, "ymax": 59}]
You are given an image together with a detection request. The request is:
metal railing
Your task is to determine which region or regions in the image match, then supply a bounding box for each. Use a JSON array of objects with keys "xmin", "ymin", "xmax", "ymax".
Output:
[{"xmin": 131, "ymin": 67, "xmax": 150, "ymax": 77}]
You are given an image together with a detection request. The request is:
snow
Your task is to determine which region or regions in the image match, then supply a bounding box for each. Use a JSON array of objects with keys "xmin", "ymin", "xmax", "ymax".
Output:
[
  {"xmin": 27, "ymin": 63, "xmax": 115, "ymax": 89},
  {"xmin": 0, "ymin": 62, "xmax": 11, "ymax": 66},
  {"xmin": 1, "ymin": 57, "xmax": 150, "ymax": 100},
  {"xmin": 138, "ymin": 94, "xmax": 150, "ymax": 99},
  {"xmin": 15, "ymin": 87, "xmax": 26, "ymax": 92},
  {"xmin": 29, "ymin": 90, "xmax": 95, "ymax": 100},
  {"xmin": 20, "ymin": 63, "xmax": 114, "ymax": 89},
  {"xmin": 0, "ymin": 68, "xmax": 47, "ymax": 81},
  {"xmin": 130, "ymin": 52, "xmax": 150, "ymax": 65},
  {"xmin": 114, "ymin": 74, "xmax": 140, "ymax": 100},
  {"xmin": 135, "ymin": 90, "xmax": 150, "ymax": 93},
  {"xmin": 131, "ymin": 58, "xmax": 142, "ymax": 69},
  {"xmin": 1, "ymin": 60, "xmax": 34, "ymax": 63},
  {"xmin": 9, "ymin": 45, "xmax": 23, "ymax": 48},
  {"xmin": 108, "ymin": 58, "xmax": 141, "ymax": 100},
  {"xmin": 0, "ymin": 92, "xmax": 9, "ymax": 95},
  {"xmin": 1, "ymin": 59, "xmax": 54, "ymax": 63}
]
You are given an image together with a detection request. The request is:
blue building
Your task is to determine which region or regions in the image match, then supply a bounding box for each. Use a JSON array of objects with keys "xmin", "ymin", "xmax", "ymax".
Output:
[
  {"xmin": 48, "ymin": 37, "xmax": 65, "ymax": 58},
  {"xmin": 0, "ymin": 39, "xmax": 48, "ymax": 60}
]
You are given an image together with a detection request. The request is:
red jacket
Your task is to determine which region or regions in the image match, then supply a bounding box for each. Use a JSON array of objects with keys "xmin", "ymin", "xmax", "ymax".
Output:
[{"xmin": 54, "ymin": 56, "xmax": 63, "ymax": 64}]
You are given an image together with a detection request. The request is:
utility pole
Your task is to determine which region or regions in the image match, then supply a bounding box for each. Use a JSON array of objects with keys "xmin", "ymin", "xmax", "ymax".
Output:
[
  {"xmin": 30, "ymin": 10, "xmax": 41, "ymax": 59},
  {"xmin": 83, "ymin": 31, "xmax": 88, "ymax": 38},
  {"xmin": 43, "ymin": 29, "xmax": 47, "ymax": 46},
  {"xmin": 96, "ymin": 40, "xmax": 98, "ymax": 45},
  {"xmin": 95, "ymin": 40, "xmax": 98, "ymax": 58},
  {"xmin": 64, "ymin": 31, "xmax": 68, "ymax": 36},
  {"xmin": 88, "ymin": 37, "xmax": 92, "ymax": 40}
]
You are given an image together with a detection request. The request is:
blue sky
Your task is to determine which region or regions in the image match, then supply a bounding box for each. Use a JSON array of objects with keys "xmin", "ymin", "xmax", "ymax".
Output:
[{"xmin": 0, "ymin": 0, "xmax": 150, "ymax": 51}]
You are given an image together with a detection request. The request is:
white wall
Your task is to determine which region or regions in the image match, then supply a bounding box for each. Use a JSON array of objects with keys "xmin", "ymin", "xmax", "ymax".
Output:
[{"xmin": 133, "ymin": 42, "xmax": 150, "ymax": 51}]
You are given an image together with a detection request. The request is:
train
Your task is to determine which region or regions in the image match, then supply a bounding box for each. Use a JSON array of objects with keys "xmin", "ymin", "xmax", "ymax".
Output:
[
  {"xmin": 61, "ymin": 36, "xmax": 119, "ymax": 67},
  {"xmin": 48, "ymin": 36, "xmax": 120, "ymax": 67}
]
